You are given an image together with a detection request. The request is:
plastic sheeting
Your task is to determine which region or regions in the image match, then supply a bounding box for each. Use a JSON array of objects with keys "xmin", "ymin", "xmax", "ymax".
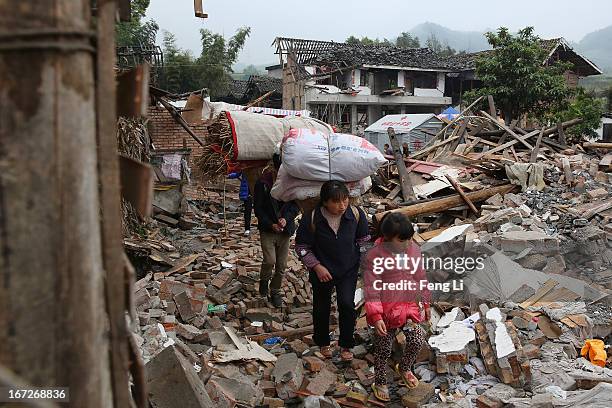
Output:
[{"xmin": 505, "ymin": 162, "xmax": 546, "ymax": 192}]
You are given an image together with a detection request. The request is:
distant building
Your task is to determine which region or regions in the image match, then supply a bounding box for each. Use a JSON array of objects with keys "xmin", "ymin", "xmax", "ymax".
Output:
[
  {"xmin": 272, "ymin": 37, "xmax": 464, "ymax": 134},
  {"xmin": 445, "ymin": 38, "xmax": 603, "ymax": 105},
  {"xmin": 216, "ymin": 75, "xmax": 283, "ymax": 109}
]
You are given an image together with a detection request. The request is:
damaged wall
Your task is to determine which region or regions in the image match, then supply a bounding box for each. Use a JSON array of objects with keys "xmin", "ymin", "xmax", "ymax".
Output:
[{"xmin": 149, "ymin": 106, "xmax": 209, "ymax": 200}]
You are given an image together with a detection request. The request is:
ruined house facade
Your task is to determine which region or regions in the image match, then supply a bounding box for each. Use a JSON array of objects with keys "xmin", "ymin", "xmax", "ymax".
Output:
[
  {"xmin": 272, "ymin": 37, "xmax": 602, "ymax": 134},
  {"xmin": 273, "ymin": 37, "xmax": 460, "ymax": 134}
]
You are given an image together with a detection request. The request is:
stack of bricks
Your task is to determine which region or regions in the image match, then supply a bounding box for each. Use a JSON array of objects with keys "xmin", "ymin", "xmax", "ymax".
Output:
[
  {"xmin": 148, "ymin": 106, "xmax": 209, "ymax": 200},
  {"xmin": 475, "ymin": 305, "xmax": 531, "ymax": 387}
]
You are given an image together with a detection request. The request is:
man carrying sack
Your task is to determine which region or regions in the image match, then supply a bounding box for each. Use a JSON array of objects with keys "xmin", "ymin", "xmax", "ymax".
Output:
[{"xmin": 254, "ymin": 154, "xmax": 300, "ymax": 308}]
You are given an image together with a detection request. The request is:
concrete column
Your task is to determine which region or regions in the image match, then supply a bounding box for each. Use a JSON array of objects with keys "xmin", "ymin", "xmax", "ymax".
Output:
[
  {"xmin": 400, "ymin": 106, "xmax": 406, "ymax": 114},
  {"xmin": 351, "ymin": 104, "xmax": 358, "ymax": 134},
  {"xmin": 367, "ymin": 105, "xmax": 382, "ymax": 125}
]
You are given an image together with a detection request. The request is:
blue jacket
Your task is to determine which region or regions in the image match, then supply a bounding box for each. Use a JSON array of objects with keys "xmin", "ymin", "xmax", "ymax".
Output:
[{"xmin": 228, "ymin": 172, "xmax": 250, "ymax": 201}]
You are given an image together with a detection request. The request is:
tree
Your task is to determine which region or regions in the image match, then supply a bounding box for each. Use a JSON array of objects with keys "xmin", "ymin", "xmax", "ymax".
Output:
[
  {"xmin": 607, "ymin": 86, "xmax": 612, "ymax": 112},
  {"xmin": 240, "ymin": 64, "xmax": 263, "ymax": 80},
  {"xmin": 464, "ymin": 27, "xmax": 570, "ymax": 124},
  {"xmin": 197, "ymin": 27, "xmax": 251, "ymax": 97},
  {"xmin": 426, "ymin": 33, "xmax": 456, "ymax": 56},
  {"xmin": 158, "ymin": 27, "xmax": 251, "ymax": 95},
  {"xmin": 540, "ymin": 88, "xmax": 604, "ymax": 142},
  {"xmin": 162, "ymin": 32, "xmax": 200, "ymax": 93},
  {"xmin": 116, "ymin": 0, "xmax": 158, "ymax": 47},
  {"xmin": 345, "ymin": 36, "xmax": 393, "ymax": 47},
  {"xmin": 396, "ymin": 32, "xmax": 420, "ymax": 48}
]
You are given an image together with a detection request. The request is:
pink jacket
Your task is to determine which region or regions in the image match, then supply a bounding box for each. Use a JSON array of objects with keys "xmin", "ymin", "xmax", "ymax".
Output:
[{"xmin": 364, "ymin": 240, "xmax": 430, "ymax": 329}]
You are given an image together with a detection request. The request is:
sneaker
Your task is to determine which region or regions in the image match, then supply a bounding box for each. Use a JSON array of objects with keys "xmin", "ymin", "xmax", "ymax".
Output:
[
  {"xmin": 259, "ymin": 280, "xmax": 269, "ymax": 297},
  {"xmin": 243, "ymin": 230, "xmax": 251, "ymax": 237},
  {"xmin": 269, "ymin": 293, "xmax": 282, "ymax": 308}
]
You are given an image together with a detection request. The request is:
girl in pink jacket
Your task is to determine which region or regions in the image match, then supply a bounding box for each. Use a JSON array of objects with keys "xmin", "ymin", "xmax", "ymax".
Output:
[{"xmin": 363, "ymin": 213, "xmax": 430, "ymax": 401}]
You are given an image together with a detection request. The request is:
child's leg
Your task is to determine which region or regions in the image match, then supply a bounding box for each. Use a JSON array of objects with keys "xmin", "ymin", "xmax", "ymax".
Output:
[
  {"xmin": 373, "ymin": 331, "xmax": 394, "ymax": 385},
  {"xmin": 399, "ymin": 324, "xmax": 426, "ymax": 373}
]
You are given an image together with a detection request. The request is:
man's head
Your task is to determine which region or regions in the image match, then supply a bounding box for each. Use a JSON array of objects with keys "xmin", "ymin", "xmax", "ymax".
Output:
[{"xmin": 384, "ymin": 144, "xmax": 389, "ymax": 150}]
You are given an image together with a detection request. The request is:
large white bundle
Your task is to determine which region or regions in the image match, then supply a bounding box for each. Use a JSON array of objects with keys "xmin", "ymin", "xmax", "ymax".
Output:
[
  {"xmin": 281, "ymin": 128, "xmax": 387, "ymax": 182},
  {"xmin": 226, "ymin": 111, "xmax": 285, "ymax": 161},
  {"xmin": 271, "ymin": 165, "xmax": 371, "ymax": 202}
]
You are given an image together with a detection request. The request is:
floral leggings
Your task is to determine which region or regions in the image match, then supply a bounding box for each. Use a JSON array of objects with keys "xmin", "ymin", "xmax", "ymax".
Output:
[{"xmin": 373, "ymin": 324, "xmax": 426, "ymax": 385}]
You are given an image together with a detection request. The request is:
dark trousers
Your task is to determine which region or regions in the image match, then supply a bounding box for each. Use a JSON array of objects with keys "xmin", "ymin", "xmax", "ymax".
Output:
[
  {"xmin": 243, "ymin": 196, "xmax": 252, "ymax": 231},
  {"xmin": 310, "ymin": 270, "xmax": 358, "ymax": 348}
]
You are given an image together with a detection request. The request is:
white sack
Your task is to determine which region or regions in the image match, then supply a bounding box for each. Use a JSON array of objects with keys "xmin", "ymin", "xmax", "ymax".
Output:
[
  {"xmin": 281, "ymin": 128, "xmax": 387, "ymax": 182},
  {"xmin": 271, "ymin": 165, "xmax": 371, "ymax": 202},
  {"xmin": 227, "ymin": 111, "xmax": 285, "ymax": 161}
]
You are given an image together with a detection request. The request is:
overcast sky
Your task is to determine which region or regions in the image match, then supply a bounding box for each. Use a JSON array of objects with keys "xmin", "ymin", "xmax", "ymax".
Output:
[{"xmin": 146, "ymin": 0, "xmax": 612, "ymax": 68}]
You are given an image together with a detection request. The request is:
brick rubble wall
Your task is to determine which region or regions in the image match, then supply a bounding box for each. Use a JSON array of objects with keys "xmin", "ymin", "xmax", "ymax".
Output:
[{"xmin": 148, "ymin": 106, "xmax": 210, "ymax": 200}]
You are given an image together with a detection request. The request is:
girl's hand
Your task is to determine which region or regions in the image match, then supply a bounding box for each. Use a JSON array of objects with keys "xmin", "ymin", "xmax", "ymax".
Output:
[
  {"xmin": 374, "ymin": 320, "xmax": 387, "ymax": 336},
  {"xmin": 313, "ymin": 264, "xmax": 333, "ymax": 282}
]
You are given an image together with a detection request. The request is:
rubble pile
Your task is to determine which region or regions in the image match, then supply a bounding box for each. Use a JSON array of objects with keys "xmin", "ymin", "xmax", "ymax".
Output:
[{"xmin": 125, "ymin": 101, "xmax": 611, "ymax": 407}]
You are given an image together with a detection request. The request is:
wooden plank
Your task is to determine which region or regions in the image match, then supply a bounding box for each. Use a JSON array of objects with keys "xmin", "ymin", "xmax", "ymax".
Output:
[
  {"xmin": 419, "ymin": 227, "xmax": 450, "ymax": 241},
  {"xmin": 529, "ymin": 127, "xmax": 546, "ymax": 163},
  {"xmin": 385, "ymin": 184, "xmax": 402, "ymax": 200},
  {"xmin": 445, "ymin": 175, "xmax": 479, "ymax": 215},
  {"xmin": 116, "ymin": 64, "xmax": 150, "ymax": 118},
  {"xmin": 480, "ymin": 110, "xmax": 534, "ymax": 150},
  {"xmin": 519, "ymin": 280, "xmax": 559, "ymax": 309},
  {"xmin": 119, "ymin": 156, "xmax": 153, "ymax": 219},
  {"xmin": 388, "ymin": 127, "xmax": 416, "ymax": 201}
]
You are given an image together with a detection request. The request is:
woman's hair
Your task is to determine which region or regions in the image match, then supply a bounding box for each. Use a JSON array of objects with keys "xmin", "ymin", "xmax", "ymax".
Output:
[
  {"xmin": 319, "ymin": 180, "xmax": 349, "ymax": 206},
  {"xmin": 379, "ymin": 212, "xmax": 414, "ymax": 241}
]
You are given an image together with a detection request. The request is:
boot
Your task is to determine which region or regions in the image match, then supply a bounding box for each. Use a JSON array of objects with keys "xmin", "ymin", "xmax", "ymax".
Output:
[
  {"xmin": 269, "ymin": 292, "xmax": 283, "ymax": 308},
  {"xmin": 259, "ymin": 280, "xmax": 269, "ymax": 297}
]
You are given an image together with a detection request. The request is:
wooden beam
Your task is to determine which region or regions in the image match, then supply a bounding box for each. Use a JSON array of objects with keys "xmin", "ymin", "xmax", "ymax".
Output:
[
  {"xmin": 410, "ymin": 134, "xmax": 461, "ymax": 159},
  {"xmin": 487, "ymin": 95, "xmax": 497, "ymax": 118},
  {"xmin": 475, "ymin": 129, "xmax": 540, "ymax": 159},
  {"xmin": 415, "ymin": 95, "xmax": 485, "ymax": 153},
  {"xmin": 388, "ymin": 127, "xmax": 416, "ymax": 201},
  {"xmin": 97, "ymin": 1, "xmax": 135, "ymax": 406},
  {"xmin": 480, "ymin": 110, "xmax": 534, "ymax": 150},
  {"xmin": 375, "ymin": 184, "xmax": 516, "ymax": 222},
  {"xmin": 193, "ymin": 0, "xmax": 208, "ymax": 18},
  {"xmin": 155, "ymin": 96, "xmax": 206, "ymax": 147},
  {"xmin": 119, "ymin": 156, "xmax": 153, "ymax": 219},
  {"xmin": 584, "ymin": 142, "xmax": 612, "ymax": 150},
  {"xmin": 529, "ymin": 127, "xmax": 546, "ymax": 163},
  {"xmin": 445, "ymin": 175, "xmax": 479, "ymax": 215},
  {"xmin": 557, "ymin": 121, "xmax": 566, "ymax": 145},
  {"xmin": 118, "ymin": 0, "xmax": 131, "ymax": 22},
  {"xmin": 243, "ymin": 90, "xmax": 274, "ymax": 109}
]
